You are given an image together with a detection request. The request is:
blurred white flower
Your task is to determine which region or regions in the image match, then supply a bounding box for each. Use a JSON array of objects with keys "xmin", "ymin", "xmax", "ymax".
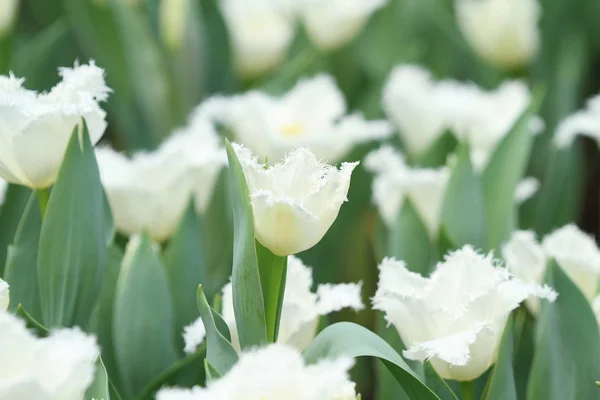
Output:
[
  {"xmin": 205, "ymin": 256, "xmax": 363, "ymax": 353},
  {"xmin": 221, "ymin": 0, "xmax": 295, "ymax": 78},
  {"xmin": 301, "ymin": 0, "xmax": 387, "ymax": 50},
  {"xmin": 456, "ymin": 0, "xmax": 541, "ymax": 69},
  {"xmin": 0, "ymin": 278, "xmax": 8, "ymax": 311},
  {"xmin": 373, "ymin": 246, "xmax": 556, "ymax": 381},
  {"xmin": 207, "ymin": 75, "xmax": 392, "ymax": 163},
  {"xmin": 554, "ymin": 94, "xmax": 600, "ymax": 148},
  {"xmin": 160, "ymin": 0, "xmax": 190, "ymax": 50},
  {"xmin": 157, "ymin": 344, "xmax": 357, "ymax": 400},
  {"xmin": 182, "ymin": 317, "xmax": 206, "ymax": 355},
  {"xmin": 0, "ymin": 62, "xmax": 110, "ymax": 189},
  {"xmin": 514, "ymin": 177, "xmax": 540, "ymax": 205},
  {"xmin": 0, "ymin": 310, "xmax": 99, "ymax": 400},
  {"xmin": 233, "ymin": 143, "xmax": 357, "ymax": 256},
  {"xmin": 96, "ymin": 118, "xmax": 225, "ymax": 242},
  {"xmin": 0, "ymin": 0, "xmax": 18, "ymax": 38},
  {"xmin": 364, "ymin": 145, "xmax": 448, "ymax": 237}
]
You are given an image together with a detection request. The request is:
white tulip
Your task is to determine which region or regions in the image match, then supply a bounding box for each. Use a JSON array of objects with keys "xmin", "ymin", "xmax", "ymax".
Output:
[
  {"xmin": 373, "ymin": 246, "xmax": 556, "ymax": 381},
  {"xmin": 157, "ymin": 344, "xmax": 357, "ymax": 400},
  {"xmin": 514, "ymin": 177, "xmax": 539, "ymax": 205},
  {"xmin": 0, "ymin": 310, "xmax": 99, "ymax": 400},
  {"xmin": 96, "ymin": 118, "xmax": 226, "ymax": 242},
  {"xmin": 182, "ymin": 317, "xmax": 206, "ymax": 355},
  {"xmin": 159, "ymin": 0, "xmax": 190, "ymax": 50},
  {"xmin": 455, "ymin": 0, "xmax": 541, "ymax": 69},
  {"xmin": 206, "ymin": 75, "xmax": 392, "ymax": 163},
  {"xmin": 194, "ymin": 256, "xmax": 363, "ymax": 353},
  {"xmin": 554, "ymin": 94, "xmax": 600, "ymax": 148},
  {"xmin": 221, "ymin": 0, "xmax": 295, "ymax": 78},
  {"xmin": 301, "ymin": 0, "xmax": 387, "ymax": 50},
  {"xmin": 0, "ymin": 62, "xmax": 110, "ymax": 189},
  {"xmin": 364, "ymin": 145, "xmax": 448, "ymax": 237},
  {"xmin": 0, "ymin": 278, "xmax": 8, "ymax": 311},
  {"xmin": 0, "ymin": 0, "xmax": 18, "ymax": 38},
  {"xmin": 233, "ymin": 143, "xmax": 357, "ymax": 256}
]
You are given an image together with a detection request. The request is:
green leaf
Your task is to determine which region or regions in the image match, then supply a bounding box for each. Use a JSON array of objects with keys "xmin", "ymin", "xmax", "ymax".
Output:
[
  {"xmin": 15, "ymin": 304, "xmax": 49, "ymax": 337},
  {"xmin": 527, "ymin": 260, "xmax": 600, "ymax": 400},
  {"xmin": 441, "ymin": 144, "xmax": 486, "ymax": 249},
  {"xmin": 423, "ymin": 362, "xmax": 459, "ymax": 400},
  {"xmin": 4, "ymin": 193, "xmax": 42, "ymax": 320},
  {"xmin": 387, "ymin": 198, "xmax": 433, "ymax": 276},
  {"xmin": 113, "ymin": 234, "xmax": 178, "ymax": 399},
  {"xmin": 37, "ymin": 125, "xmax": 107, "ymax": 328},
  {"xmin": 0, "ymin": 184, "xmax": 32, "ymax": 277},
  {"xmin": 482, "ymin": 92, "xmax": 542, "ymax": 250},
  {"xmin": 256, "ymin": 241, "xmax": 288, "ymax": 342},
  {"xmin": 416, "ymin": 131, "xmax": 458, "ymax": 168},
  {"xmin": 196, "ymin": 285, "xmax": 238, "ymax": 377},
  {"xmin": 224, "ymin": 140, "xmax": 268, "ymax": 349},
  {"xmin": 303, "ymin": 322, "xmax": 439, "ymax": 400},
  {"xmin": 85, "ymin": 357, "xmax": 111, "ymax": 400},
  {"xmin": 164, "ymin": 202, "xmax": 207, "ymax": 350},
  {"xmin": 103, "ymin": 189, "xmax": 116, "ymax": 246},
  {"xmin": 212, "ymin": 305, "xmax": 232, "ymax": 342},
  {"xmin": 482, "ymin": 317, "xmax": 516, "ymax": 400},
  {"xmin": 204, "ymin": 359, "xmax": 221, "ymax": 382}
]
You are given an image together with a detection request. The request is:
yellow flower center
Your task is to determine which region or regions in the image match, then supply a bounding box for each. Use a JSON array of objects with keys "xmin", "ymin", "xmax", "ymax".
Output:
[{"xmin": 280, "ymin": 122, "xmax": 305, "ymax": 137}]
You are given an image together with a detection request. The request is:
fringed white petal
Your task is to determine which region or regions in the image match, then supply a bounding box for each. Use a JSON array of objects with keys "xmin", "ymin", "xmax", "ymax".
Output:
[
  {"xmin": 0, "ymin": 278, "xmax": 8, "ymax": 311},
  {"xmin": 183, "ymin": 317, "xmax": 206, "ymax": 355},
  {"xmin": 316, "ymin": 282, "xmax": 364, "ymax": 315}
]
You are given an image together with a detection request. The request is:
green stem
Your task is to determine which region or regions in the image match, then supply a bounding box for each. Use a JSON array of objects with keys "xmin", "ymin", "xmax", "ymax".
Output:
[
  {"xmin": 256, "ymin": 241, "xmax": 288, "ymax": 343},
  {"xmin": 36, "ymin": 188, "xmax": 50, "ymax": 219},
  {"xmin": 460, "ymin": 381, "xmax": 475, "ymax": 400}
]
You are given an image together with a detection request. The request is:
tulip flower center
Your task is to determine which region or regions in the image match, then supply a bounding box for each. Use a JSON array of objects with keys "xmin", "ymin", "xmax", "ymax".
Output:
[{"xmin": 280, "ymin": 122, "xmax": 305, "ymax": 137}]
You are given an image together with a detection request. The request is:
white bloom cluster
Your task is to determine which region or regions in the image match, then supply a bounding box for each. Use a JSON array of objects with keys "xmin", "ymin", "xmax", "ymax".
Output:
[
  {"xmin": 382, "ymin": 65, "xmax": 539, "ymax": 171},
  {"xmin": 96, "ymin": 115, "xmax": 226, "ymax": 242},
  {"xmin": 202, "ymin": 74, "xmax": 392, "ymax": 163},
  {"xmin": 554, "ymin": 94, "xmax": 600, "ymax": 148},
  {"xmin": 157, "ymin": 344, "xmax": 358, "ymax": 400},
  {"xmin": 503, "ymin": 225, "xmax": 600, "ymax": 313},
  {"xmin": 455, "ymin": 0, "xmax": 541, "ymax": 69},
  {"xmin": 373, "ymin": 245, "xmax": 556, "ymax": 381},
  {"xmin": 0, "ymin": 62, "xmax": 110, "ymax": 189}
]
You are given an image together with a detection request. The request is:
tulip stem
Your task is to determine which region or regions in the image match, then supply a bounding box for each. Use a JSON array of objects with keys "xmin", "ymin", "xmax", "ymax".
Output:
[
  {"xmin": 36, "ymin": 188, "xmax": 50, "ymax": 219},
  {"xmin": 460, "ymin": 381, "xmax": 475, "ymax": 400},
  {"xmin": 256, "ymin": 241, "xmax": 288, "ymax": 343}
]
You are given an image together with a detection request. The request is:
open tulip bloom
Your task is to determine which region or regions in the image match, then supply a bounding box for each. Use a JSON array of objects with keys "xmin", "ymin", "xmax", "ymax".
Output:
[
  {"xmin": 0, "ymin": 62, "xmax": 109, "ymax": 189},
  {"xmin": 373, "ymin": 245, "xmax": 557, "ymax": 382}
]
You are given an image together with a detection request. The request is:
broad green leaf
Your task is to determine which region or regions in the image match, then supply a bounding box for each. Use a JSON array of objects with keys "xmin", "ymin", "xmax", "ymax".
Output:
[
  {"xmin": 303, "ymin": 322, "xmax": 439, "ymax": 400},
  {"xmin": 196, "ymin": 285, "xmax": 238, "ymax": 376},
  {"xmin": 0, "ymin": 184, "xmax": 31, "ymax": 277},
  {"xmin": 416, "ymin": 131, "xmax": 458, "ymax": 168},
  {"xmin": 113, "ymin": 234, "xmax": 178, "ymax": 399},
  {"xmin": 256, "ymin": 241, "xmax": 288, "ymax": 342},
  {"xmin": 212, "ymin": 305, "xmax": 232, "ymax": 342},
  {"xmin": 387, "ymin": 198, "xmax": 432, "ymax": 276},
  {"xmin": 423, "ymin": 362, "xmax": 459, "ymax": 400},
  {"xmin": 482, "ymin": 93, "xmax": 542, "ymax": 250},
  {"xmin": 85, "ymin": 357, "xmax": 111, "ymax": 400},
  {"xmin": 513, "ymin": 309, "xmax": 535, "ymax": 400},
  {"xmin": 527, "ymin": 260, "xmax": 600, "ymax": 400},
  {"xmin": 204, "ymin": 359, "xmax": 221, "ymax": 382},
  {"xmin": 164, "ymin": 203, "xmax": 207, "ymax": 350},
  {"xmin": 225, "ymin": 140, "xmax": 268, "ymax": 349},
  {"xmin": 4, "ymin": 193, "xmax": 42, "ymax": 320},
  {"xmin": 482, "ymin": 317, "xmax": 516, "ymax": 400},
  {"xmin": 103, "ymin": 189, "xmax": 116, "ymax": 246},
  {"xmin": 441, "ymin": 144, "xmax": 486, "ymax": 249},
  {"xmin": 375, "ymin": 314, "xmax": 411, "ymax": 400},
  {"xmin": 37, "ymin": 125, "xmax": 107, "ymax": 328}
]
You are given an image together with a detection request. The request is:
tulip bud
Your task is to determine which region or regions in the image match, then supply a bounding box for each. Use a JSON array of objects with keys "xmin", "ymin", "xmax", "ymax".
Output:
[
  {"xmin": 157, "ymin": 344, "xmax": 357, "ymax": 399},
  {"xmin": 455, "ymin": 0, "xmax": 541, "ymax": 69},
  {"xmin": 232, "ymin": 144, "xmax": 357, "ymax": 256},
  {"xmin": 0, "ymin": 279, "xmax": 8, "ymax": 311},
  {"xmin": 0, "ymin": 0, "xmax": 18, "ymax": 38},
  {"xmin": 159, "ymin": 0, "xmax": 189, "ymax": 50},
  {"xmin": 374, "ymin": 246, "xmax": 556, "ymax": 381}
]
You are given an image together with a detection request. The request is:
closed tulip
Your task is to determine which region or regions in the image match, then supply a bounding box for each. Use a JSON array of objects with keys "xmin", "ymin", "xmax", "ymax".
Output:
[
  {"xmin": 233, "ymin": 144, "xmax": 358, "ymax": 256},
  {"xmin": 0, "ymin": 62, "xmax": 110, "ymax": 189},
  {"xmin": 157, "ymin": 344, "xmax": 358, "ymax": 400},
  {"xmin": 0, "ymin": 0, "xmax": 18, "ymax": 38},
  {"xmin": 0, "ymin": 279, "xmax": 8, "ymax": 311},
  {"xmin": 373, "ymin": 246, "xmax": 556, "ymax": 381},
  {"xmin": 0, "ymin": 310, "xmax": 99, "ymax": 399}
]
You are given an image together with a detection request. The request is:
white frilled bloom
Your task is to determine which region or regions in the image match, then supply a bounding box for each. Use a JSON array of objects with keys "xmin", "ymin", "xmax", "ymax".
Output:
[
  {"xmin": 0, "ymin": 311, "xmax": 99, "ymax": 400},
  {"xmin": 514, "ymin": 177, "xmax": 540, "ymax": 205},
  {"xmin": 301, "ymin": 0, "xmax": 387, "ymax": 51},
  {"xmin": 221, "ymin": 0, "xmax": 295, "ymax": 78},
  {"xmin": 157, "ymin": 344, "xmax": 358, "ymax": 400},
  {"xmin": 554, "ymin": 94, "xmax": 600, "ymax": 148},
  {"xmin": 233, "ymin": 143, "xmax": 358, "ymax": 256},
  {"xmin": 205, "ymin": 75, "xmax": 392, "ymax": 163},
  {"xmin": 504, "ymin": 225, "xmax": 600, "ymax": 310},
  {"xmin": 0, "ymin": 0, "xmax": 19, "ymax": 38},
  {"xmin": 0, "ymin": 62, "xmax": 110, "ymax": 189},
  {"xmin": 96, "ymin": 118, "xmax": 226, "ymax": 242},
  {"xmin": 364, "ymin": 145, "xmax": 448, "ymax": 237},
  {"xmin": 455, "ymin": 0, "xmax": 541, "ymax": 69},
  {"xmin": 373, "ymin": 246, "xmax": 556, "ymax": 381},
  {"xmin": 0, "ymin": 278, "xmax": 8, "ymax": 311}
]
